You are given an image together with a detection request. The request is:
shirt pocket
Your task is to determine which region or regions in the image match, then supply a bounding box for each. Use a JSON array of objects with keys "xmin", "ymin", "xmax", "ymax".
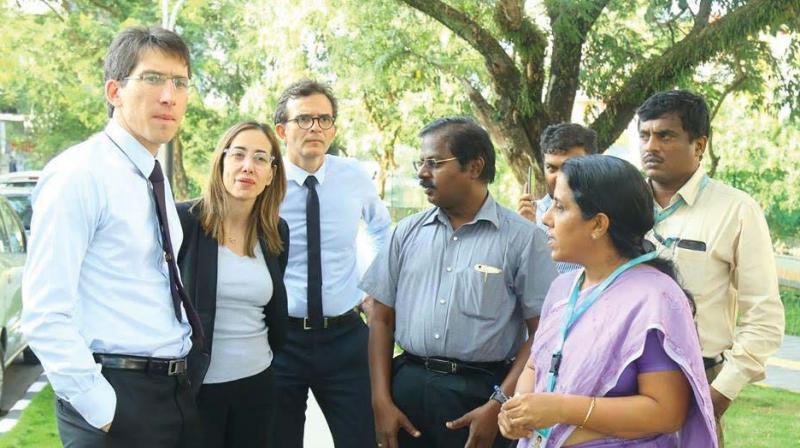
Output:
[
  {"xmin": 673, "ymin": 247, "xmax": 708, "ymax": 297},
  {"xmin": 454, "ymin": 265, "xmax": 507, "ymax": 321}
]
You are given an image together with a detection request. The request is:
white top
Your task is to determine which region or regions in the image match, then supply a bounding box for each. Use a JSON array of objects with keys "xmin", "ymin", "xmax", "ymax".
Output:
[
  {"xmin": 21, "ymin": 120, "xmax": 192, "ymax": 429},
  {"xmin": 280, "ymin": 155, "xmax": 391, "ymax": 317},
  {"xmin": 204, "ymin": 244, "xmax": 273, "ymax": 383}
]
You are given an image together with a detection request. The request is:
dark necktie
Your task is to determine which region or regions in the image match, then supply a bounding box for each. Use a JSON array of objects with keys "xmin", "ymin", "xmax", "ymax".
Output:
[
  {"xmin": 149, "ymin": 160, "xmax": 205, "ymax": 348},
  {"xmin": 304, "ymin": 175, "xmax": 324, "ymax": 329}
]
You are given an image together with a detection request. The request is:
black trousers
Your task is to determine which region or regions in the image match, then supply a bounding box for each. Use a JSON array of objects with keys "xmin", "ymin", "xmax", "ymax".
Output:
[
  {"xmin": 391, "ymin": 354, "xmax": 512, "ymax": 448},
  {"xmin": 195, "ymin": 366, "xmax": 275, "ymax": 448},
  {"xmin": 56, "ymin": 367, "xmax": 200, "ymax": 448},
  {"xmin": 271, "ymin": 318, "xmax": 374, "ymax": 447}
]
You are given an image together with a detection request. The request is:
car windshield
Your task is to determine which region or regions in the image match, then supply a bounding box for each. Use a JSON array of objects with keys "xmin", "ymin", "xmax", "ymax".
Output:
[{"xmin": 5, "ymin": 195, "xmax": 32, "ymax": 229}]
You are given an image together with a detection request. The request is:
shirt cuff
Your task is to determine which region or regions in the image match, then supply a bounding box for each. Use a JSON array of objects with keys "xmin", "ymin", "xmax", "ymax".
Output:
[
  {"xmin": 67, "ymin": 377, "xmax": 117, "ymax": 429},
  {"xmin": 710, "ymin": 362, "xmax": 750, "ymax": 400}
]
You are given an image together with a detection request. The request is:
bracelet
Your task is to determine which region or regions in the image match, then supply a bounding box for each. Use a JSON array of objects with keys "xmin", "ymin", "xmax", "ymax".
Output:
[{"xmin": 577, "ymin": 397, "xmax": 596, "ymax": 430}]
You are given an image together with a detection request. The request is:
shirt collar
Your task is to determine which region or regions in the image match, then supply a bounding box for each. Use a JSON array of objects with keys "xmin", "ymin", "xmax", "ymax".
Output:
[
  {"xmin": 104, "ymin": 119, "xmax": 156, "ymax": 179},
  {"xmin": 675, "ymin": 167, "xmax": 707, "ymax": 207},
  {"xmin": 285, "ymin": 155, "xmax": 329, "ymax": 186},
  {"xmin": 423, "ymin": 192, "xmax": 500, "ymax": 229}
]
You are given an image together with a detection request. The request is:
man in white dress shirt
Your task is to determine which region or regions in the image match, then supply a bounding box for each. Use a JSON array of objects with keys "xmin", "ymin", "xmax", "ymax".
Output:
[
  {"xmin": 21, "ymin": 26, "xmax": 201, "ymax": 447},
  {"xmin": 271, "ymin": 79, "xmax": 391, "ymax": 447}
]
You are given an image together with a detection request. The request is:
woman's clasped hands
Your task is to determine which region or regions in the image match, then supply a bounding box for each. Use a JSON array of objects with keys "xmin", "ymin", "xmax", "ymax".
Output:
[{"xmin": 498, "ymin": 392, "xmax": 563, "ymax": 440}]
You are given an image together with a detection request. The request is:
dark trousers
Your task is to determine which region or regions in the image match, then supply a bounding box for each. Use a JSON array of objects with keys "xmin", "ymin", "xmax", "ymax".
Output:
[
  {"xmin": 56, "ymin": 367, "xmax": 200, "ymax": 448},
  {"xmin": 196, "ymin": 366, "xmax": 275, "ymax": 448},
  {"xmin": 271, "ymin": 318, "xmax": 374, "ymax": 447},
  {"xmin": 391, "ymin": 355, "xmax": 511, "ymax": 448}
]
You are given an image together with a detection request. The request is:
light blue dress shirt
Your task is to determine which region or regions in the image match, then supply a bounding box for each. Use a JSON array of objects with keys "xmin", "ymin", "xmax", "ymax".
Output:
[
  {"xmin": 21, "ymin": 120, "xmax": 192, "ymax": 429},
  {"xmin": 280, "ymin": 155, "xmax": 391, "ymax": 318}
]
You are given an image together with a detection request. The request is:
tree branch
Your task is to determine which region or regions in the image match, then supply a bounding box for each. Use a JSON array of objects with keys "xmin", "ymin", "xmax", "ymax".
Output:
[
  {"xmin": 398, "ymin": 0, "xmax": 521, "ymax": 101},
  {"xmin": 544, "ymin": 0, "xmax": 610, "ymax": 124},
  {"xmin": 706, "ymin": 68, "xmax": 746, "ymax": 177},
  {"xmin": 590, "ymin": 0, "xmax": 799, "ymax": 151},
  {"xmin": 690, "ymin": 0, "xmax": 713, "ymax": 35}
]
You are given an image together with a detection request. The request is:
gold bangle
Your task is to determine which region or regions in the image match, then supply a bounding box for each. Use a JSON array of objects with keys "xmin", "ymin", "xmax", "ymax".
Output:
[{"xmin": 577, "ymin": 397, "xmax": 596, "ymax": 430}]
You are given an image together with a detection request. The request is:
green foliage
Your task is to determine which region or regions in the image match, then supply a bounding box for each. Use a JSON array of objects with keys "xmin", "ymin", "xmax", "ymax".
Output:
[
  {"xmin": 780, "ymin": 287, "xmax": 800, "ymax": 336},
  {"xmin": 725, "ymin": 384, "xmax": 800, "ymax": 447}
]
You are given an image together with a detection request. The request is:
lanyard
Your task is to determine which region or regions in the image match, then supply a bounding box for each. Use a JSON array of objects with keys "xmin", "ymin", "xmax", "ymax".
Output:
[
  {"xmin": 536, "ymin": 251, "xmax": 658, "ymax": 439},
  {"xmin": 652, "ymin": 175, "xmax": 708, "ymax": 247}
]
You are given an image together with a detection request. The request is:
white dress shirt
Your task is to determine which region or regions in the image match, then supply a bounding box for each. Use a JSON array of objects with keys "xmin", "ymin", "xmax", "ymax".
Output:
[
  {"xmin": 21, "ymin": 120, "xmax": 192, "ymax": 429},
  {"xmin": 280, "ymin": 155, "xmax": 391, "ymax": 318}
]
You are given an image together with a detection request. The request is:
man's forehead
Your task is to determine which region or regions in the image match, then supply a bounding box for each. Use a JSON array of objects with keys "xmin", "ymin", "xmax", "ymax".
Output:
[
  {"xmin": 638, "ymin": 112, "xmax": 684, "ymax": 131},
  {"xmin": 420, "ymin": 133, "xmax": 452, "ymax": 157},
  {"xmin": 286, "ymin": 94, "xmax": 334, "ymax": 114},
  {"xmin": 131, "ymin": 48, "xmax": 189, "ymax": 76}
]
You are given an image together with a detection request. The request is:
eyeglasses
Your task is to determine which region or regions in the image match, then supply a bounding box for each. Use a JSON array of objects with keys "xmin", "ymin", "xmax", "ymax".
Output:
[
  {"xmin": 413, "ymin": 156, "xmax": 459, "ymax": 171},
  {"xmin": 123, "ymin": 72, "xmax": 191, "ymax": 90},
  {"xmin": 285, "ymin": 114, "xmax": 336, "ymax": 130},
  {"xmin": 223, "ymin": 148, "xmax": 276, "ymax": 167}
]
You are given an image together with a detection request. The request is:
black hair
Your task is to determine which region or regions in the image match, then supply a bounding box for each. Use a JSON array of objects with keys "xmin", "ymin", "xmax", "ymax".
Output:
[
  {"xmin": 561, "ymin": 155, "xmax": 695, "ymax": 314},
  {"xmin": 104, "ymin": 26, "xmax": 191, "ymax": 117},
  {"xmin": 636, "ymin": 90, "xmax": 710, "ymax": 140},
  {"xmin": 418, "ymin": 116, "xmax": 496, "ymax": 183},
  {"xmin": 273, "ymin": 79, "xmax": 338, "ymax": 125},
  {"xmin": 539, "ymin": 123, "xmax": 598, "ymax": 156}
]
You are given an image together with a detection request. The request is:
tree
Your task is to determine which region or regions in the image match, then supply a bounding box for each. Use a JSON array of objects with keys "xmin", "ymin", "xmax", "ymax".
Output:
[{"xmin": 387, "ymin": 0, "xmax": 800, "ymax": 192}]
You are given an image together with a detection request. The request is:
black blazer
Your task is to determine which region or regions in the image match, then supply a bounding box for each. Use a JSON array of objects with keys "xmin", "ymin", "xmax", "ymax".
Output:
[{"xmin": 176, "ymin": 200, "xmax": 289, "ymax": 394}]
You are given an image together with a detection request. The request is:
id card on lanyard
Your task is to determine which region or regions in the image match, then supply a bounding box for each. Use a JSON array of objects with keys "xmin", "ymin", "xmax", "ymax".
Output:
[
  {"xmin": 652, "ymin": 175, "xmax": 708, "ymax": 249},
  {"xmin": 534, "ymin": 251, "xmax": 659, "ymax": 445}
]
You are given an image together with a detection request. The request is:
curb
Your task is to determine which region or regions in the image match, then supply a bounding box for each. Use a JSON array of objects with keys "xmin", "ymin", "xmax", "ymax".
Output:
[{"xmin": 0, "ymin": 373, "xmax": 48, "ymax": 435}]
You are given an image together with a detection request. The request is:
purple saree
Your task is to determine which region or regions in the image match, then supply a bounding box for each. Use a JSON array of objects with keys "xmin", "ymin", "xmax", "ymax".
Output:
[{"xmin": 517, "ymin": 266, "xmax": 717, "ymax": 448}]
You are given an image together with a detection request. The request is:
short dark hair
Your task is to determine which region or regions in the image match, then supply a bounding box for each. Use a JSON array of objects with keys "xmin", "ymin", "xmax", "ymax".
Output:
[
  {"xmin": 539, "ymin": 123, "xmax": 598, "ymax": 156},
  {"xmin": 561, "ymin": 155, "xmax": 694, "ymax": 313},
  {"xmin": 419, "ymin": 116, "xmax": 496, "ymax": 183},
  {"xmin": 636, "ymin": 90, "xmax": 710, "ymax": 140},
  {"xmin": 104, "ymin": 26, "xmax": 191, "ymax": 117},
  {"xmin": 273, "ymin": 79, "xmax": 338, "ymax": 124}
]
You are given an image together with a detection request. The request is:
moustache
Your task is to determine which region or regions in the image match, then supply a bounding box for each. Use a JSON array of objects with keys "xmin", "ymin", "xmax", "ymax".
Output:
[
  {"xmin": 419, "ymin": 180, "xmax": 435, "ymax": 189},
  {"xmin": 643, "ymin": 154, "xmax": 664, "ymax": 164}
]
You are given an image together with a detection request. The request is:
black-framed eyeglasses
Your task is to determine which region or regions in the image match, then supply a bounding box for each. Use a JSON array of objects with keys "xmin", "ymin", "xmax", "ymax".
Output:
[
  {"xmin": 123, "ymin": 72, "xmax": 191, "ymax": 90},
  {"xmin": 223, "ymin": 148, "xmax": 277, "ymax": 167},
  {"xmin": 413, "ymin": 156, "xmax": 459, "ymax": 171},
  {"xmin": 285, "ymin": 114, "xmax": 336, "ymax": 130}
]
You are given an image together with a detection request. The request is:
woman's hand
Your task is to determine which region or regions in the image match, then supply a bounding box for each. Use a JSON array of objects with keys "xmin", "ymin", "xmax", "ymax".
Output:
[
  {"xmin": 498, "ymin": 407, "xmax": 533, "ymax": 440},
  {"xmin": 500, "ymin": 393, "xmax": 563, "ymax": 430}
]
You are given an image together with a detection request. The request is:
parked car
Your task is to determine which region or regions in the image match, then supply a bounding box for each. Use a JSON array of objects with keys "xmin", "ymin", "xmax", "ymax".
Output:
[
  {"xmin": 0, "ymin": 195, "xmax": 32, "ymax": 405},
  {"xmin": 0, "ymin": 171, "xmax": 40, "ymax": 238},
  {"xmin": 0, "ymin": 171, "xmax": 41, "ymax": 189}
]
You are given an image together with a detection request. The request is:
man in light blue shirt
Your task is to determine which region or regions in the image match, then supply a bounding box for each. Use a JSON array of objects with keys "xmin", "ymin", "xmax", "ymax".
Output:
[
  {"xmin": 271, "ymin": 79, "xmax": 391, "ymax": 447},
  {"xmin": 21, "ymin": 27, "xmax": 201, "ymax": 447},
  {"xmin": 518, "ymin": 123, "xmax": 597, "ymax": 273}
]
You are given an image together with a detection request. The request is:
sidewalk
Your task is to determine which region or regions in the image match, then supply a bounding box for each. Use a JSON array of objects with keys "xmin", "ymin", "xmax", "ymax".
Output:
[
  {"xmin": 758, "ymin": 334, "xmax": 800, "ymax": 392},
  {"xmin": 303, "ymin": 393, "xmax": 334, "ymax": 448}
]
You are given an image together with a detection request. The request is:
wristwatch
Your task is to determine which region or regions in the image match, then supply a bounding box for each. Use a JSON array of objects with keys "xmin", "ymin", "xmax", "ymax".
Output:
[{"xmin": 490, "ymin": 386, "xmax": 510, "ymax": 404}]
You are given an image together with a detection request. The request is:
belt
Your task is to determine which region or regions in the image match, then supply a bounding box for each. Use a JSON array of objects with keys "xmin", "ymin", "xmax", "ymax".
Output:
[
  {"xmin": 403, "ymin": 352, "xmax": 510, "ymax": 375},
  {"xmin": 703, "ymin": 355, "xmax": 724, "ymax": 370},
  {"xmin": 93, "ymin": 353, "xmax": 187, "ymax": 376},
  {"xmin": 287, "ymin": 309, "xmax": 360, "ymax": 330}
]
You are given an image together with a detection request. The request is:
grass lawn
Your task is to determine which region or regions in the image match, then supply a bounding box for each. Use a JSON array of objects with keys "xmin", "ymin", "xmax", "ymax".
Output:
[
  {"xmin": 781, "ymin": 287, "xmax": 800, "ymax": 336},
  {"xmin": 0, "ymin": 384, "xmax": 798, "ymax": 447}
]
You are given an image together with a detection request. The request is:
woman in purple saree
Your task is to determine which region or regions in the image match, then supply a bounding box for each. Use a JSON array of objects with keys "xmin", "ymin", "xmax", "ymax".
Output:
[{"xmin": 499, "ymin": 155, "xmax": 717, "ymax": 448}]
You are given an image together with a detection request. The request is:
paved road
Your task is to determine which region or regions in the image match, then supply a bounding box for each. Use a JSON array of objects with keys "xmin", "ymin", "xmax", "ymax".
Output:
[
  {"xmin": 758, "ymin": 334, "xmax": 800, "ymax": 392},
  {"xmin": 0, "ymin": 357, "xmax": 43, "ymax": 415}
]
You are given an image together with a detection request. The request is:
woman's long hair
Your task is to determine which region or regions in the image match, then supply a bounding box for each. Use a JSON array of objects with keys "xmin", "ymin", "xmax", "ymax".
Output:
[
  {"xmin": 560, "ymin": 155, "xmax": 695, "ymax": 313},
  {"xmin": 195, "ymin": 120, "xmax": 287, "ymax": 257}
]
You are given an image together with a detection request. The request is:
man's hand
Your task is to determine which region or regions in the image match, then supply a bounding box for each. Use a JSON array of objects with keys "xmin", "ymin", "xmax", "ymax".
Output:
[
  {"xmin": 100, "ymin": 422, "xmax": 112, "ymax": 433},
  {"xmin": 709, "ymin": 387, "xmax": 732, "ymax": 419},
  {"xmin": 517, "ymin": 194, "xmax": 537, "ymax": 222},
  {"xmin": 373, "ymin": 397, "xmax": 421, "ymax": 448},
  {"xmin": 446, "ymin": 400, "xmax": 501, "ymax": 448}
]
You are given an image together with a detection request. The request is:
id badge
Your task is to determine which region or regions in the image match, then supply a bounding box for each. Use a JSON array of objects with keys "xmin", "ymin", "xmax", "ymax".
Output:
[{"xmin": 527, "ymin": 432, "xmax": 547, "ymax": 448}]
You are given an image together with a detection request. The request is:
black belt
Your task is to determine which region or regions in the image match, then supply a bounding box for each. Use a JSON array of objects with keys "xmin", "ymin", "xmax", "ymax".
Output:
[
  {"xmin": 287, "ymin": 309, "xmax": 360, "ymax": 330},
  {"xmin": 703, "ymin": 355, "xmax": 724, "ymax": 370},
  {"xmin": 93, "ymin": 353, "xmax": 187, "ymax": 376},
  {"xmin": 404, "ymin": 352, "xmax": 510, "ymax": 375}
]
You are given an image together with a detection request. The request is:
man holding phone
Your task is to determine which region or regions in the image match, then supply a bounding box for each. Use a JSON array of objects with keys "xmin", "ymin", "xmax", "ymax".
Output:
[
  {"xmin": 518, "ymin": 123, "xmax": 596, "ymax": 273},
  {"xmin": 637, "ymin": 90, "xmax": 784, "ymax": 446}
]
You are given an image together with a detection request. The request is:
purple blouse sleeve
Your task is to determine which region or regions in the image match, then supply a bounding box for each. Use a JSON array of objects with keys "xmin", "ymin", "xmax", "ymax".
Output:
[{"xmin": 638, "ymin": 329, "xmax": 680, "ymax": 373}]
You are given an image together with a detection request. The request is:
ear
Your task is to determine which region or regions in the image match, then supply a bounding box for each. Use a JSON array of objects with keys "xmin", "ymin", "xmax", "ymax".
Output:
[
  {"xmin": 468, "ymin": 157, "xmax": 485, "ymax": 179},
  {"xmin": 275, "ymin": 123, "xmax": 287, "ymax": 141},
  {"xmin": 693, "ymin": 135, "xmax": 708, "ymax": 160},
  {"xmin": 105, "ymin": 79, "xmax": 123, "ymax": 111},
  {"xmin": 592, "ymin": 213, "xmax": 611, "ymax": 239}
]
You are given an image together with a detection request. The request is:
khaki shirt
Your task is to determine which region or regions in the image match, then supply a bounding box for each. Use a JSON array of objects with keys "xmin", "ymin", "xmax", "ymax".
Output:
[{"xmin": 646, "ymin": 168, "xmax": 785, "ymax": 400}]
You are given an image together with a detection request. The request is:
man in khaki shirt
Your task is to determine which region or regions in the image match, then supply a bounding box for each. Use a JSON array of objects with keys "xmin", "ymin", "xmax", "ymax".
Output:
[{"xmin": 637, "ymin": 90, "xmax": 785, "ymax": 443}]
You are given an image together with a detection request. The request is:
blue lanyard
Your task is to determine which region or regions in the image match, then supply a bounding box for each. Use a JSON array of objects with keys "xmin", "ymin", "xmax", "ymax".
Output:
[
  {"xmin": 652, "ymin": 176, "xmax": 708, "ymax": 247},
  {"xmin": 537, "ymin": 251, "xmax": 658, "ymax": 439}
]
